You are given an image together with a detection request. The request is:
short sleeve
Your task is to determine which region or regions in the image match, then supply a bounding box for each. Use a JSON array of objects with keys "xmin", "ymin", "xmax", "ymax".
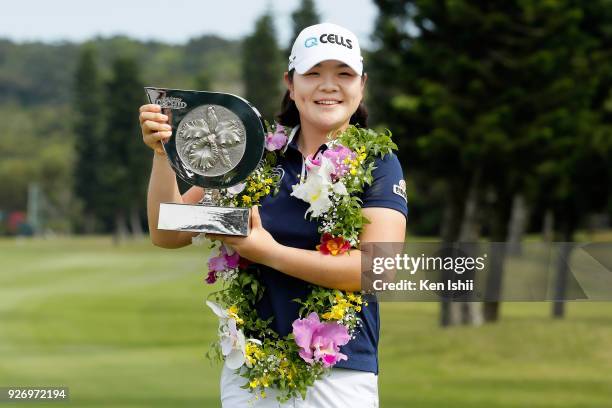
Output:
[{"xmin": 360, "ymin": 153, "xmax": 408, "ymax": 218}]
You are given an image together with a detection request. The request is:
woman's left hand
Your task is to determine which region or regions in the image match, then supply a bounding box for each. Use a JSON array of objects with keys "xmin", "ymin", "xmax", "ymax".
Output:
[{"xmin": 206, "ymin": 206, "xmax": 279, "ymax": 265}]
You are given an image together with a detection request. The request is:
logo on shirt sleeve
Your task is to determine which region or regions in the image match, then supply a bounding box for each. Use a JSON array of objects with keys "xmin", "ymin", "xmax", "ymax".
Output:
[{"xmin": 393, "ymin": 179, "xmax": 407, "ymax": 202}]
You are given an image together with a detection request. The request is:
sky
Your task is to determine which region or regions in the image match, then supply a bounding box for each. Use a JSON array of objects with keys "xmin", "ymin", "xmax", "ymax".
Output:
[{"xmin": 0, "ymin": 0, "xmax": 378, "ymax": 47}]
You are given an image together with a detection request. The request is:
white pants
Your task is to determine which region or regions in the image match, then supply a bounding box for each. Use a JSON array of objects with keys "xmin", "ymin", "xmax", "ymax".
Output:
[{"xmin": 220, "ymin": 363, "xmax": 379, "ymax": 408}]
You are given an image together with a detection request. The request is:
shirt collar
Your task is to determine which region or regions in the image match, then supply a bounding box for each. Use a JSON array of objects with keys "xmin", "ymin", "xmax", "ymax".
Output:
[
  {"xmin": 283, "ymin": 124, "xmax": 300, "ymax": 153},
  {"xmin": 282, "ymin": 124, "xmax": 335, "ymax": 156}
]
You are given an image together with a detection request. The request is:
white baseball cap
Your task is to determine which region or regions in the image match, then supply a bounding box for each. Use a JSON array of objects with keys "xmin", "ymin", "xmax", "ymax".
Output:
[{"xmin": 288, "ymin": 23, "xmax": 363, "ymax": 76}]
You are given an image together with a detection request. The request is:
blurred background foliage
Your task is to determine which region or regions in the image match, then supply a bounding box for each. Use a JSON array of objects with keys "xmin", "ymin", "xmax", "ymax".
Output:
[{"xmin": 0, "ymin": 0, "xmax": 609, "ymax": 243}]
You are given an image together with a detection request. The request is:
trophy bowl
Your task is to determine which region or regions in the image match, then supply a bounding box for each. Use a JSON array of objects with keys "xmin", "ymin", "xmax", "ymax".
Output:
[{"xmin": 145, "ymin": 87, "xmax": 266, "ymax": 236}]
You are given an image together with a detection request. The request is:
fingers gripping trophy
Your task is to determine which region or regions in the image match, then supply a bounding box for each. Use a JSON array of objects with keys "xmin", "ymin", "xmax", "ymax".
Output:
[{"xmin": 144, "ymin": 88, "xmax": 265, "ymax": 236}]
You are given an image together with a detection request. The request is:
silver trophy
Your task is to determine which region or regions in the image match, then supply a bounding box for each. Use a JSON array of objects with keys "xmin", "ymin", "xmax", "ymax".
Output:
[{"xmin": 145, "ymin": 87, "xmax": 265, "ymax": 236}]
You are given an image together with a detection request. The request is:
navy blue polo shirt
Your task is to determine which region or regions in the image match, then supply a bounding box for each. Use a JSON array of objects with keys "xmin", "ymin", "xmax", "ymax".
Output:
[{"xmin": 255, "ymin": 126, "xmax": 408, "ymax": 374}]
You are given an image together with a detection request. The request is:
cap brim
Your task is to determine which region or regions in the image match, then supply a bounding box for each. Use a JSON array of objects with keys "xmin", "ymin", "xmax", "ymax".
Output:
[{"xmin": 293, "ymin": 52, "xmax": 362, "ymax": 76}]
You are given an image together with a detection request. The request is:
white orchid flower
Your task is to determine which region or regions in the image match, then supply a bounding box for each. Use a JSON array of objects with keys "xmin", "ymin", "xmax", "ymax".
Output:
[
  {"xmin": 227, "ymin": 182, "xmax": 246, "ymax": 196},
  {"xmin": 332, "ymin": 181, "xmax": 348, "ymax": 195},
  {"xmin": 206, "ymin": 300, "xmax": 261, "ymax": 370},
  {"xmin": 291, "ymin": 173, "xmax": 332, "ymax": 217},
  {"xmin": 191, "ymin": 232, "xmax": 208, "ymax": 246},
  {"xmin": 221, "ymin": 317, "xmax": 247, "ymax": 369},
  {"xmin": 291, "ymin": 156, "xmax": 342, "ymax": 217},
  {"xmin": 206, "ymin": 300, "xmax": 229, "ymax": 320},
  {"xmin": 318, "ymin": 157, "xmax": 336, "ymax": 185},
  {"xmin": 222, "ymin": 243, "xmax": 236, "ymax": 256}
]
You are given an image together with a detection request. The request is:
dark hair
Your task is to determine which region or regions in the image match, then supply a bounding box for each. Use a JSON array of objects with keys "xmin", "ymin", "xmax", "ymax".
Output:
[{"xmin": 276, "ymin": 69, "xmax": 369, "ymax": 128}]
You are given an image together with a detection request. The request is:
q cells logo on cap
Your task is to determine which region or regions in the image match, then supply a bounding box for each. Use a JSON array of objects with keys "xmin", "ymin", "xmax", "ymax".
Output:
[
  {"xmin": 304, "ymin": 37, "xmax": 318, "ymax": 48},
  {"xmin": 320, "ymin": 33, "xmax": 353, "ymax": 49}
]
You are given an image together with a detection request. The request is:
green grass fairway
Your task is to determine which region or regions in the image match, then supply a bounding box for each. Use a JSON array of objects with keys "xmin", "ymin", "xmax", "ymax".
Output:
[{"xmin": 1, "ymin": 237, "xmax": 611, "ymax": 407}]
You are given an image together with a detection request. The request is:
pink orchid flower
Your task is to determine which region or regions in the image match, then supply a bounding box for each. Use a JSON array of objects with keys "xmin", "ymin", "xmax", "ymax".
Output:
[
  {"xmin": 206, "ymin": 244, "xmax": 240, "ymax": 284},
  {"xmin": 208, "ymin": 255, "xmax": 227, "ymax": 273},
  {"xmin": 304, "ymin": 153, "xmax": 322, "ymax": 172},
  {"xmin": 265, "ymin": 124, "xmax": 288, "ymax": 151},
  {"xmin": 222, "ymin": 245, "xmax": 240, "ymax": 269},
  {"xmin": 205, "ymin": 270, "xmax": 217, "ymax": 284},
  {"xmin": 292, "ymin": 312, "xmax": 350, "ymax": 367},
  {"xmin": 322, "ymin": 145, "xmax": 355, "ymax": 179}
]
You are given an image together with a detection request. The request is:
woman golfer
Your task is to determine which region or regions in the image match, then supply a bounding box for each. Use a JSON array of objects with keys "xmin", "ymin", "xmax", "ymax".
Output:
[{"xmin": 140, "ymin": 23, "xmax": 407, "ymax": 407}]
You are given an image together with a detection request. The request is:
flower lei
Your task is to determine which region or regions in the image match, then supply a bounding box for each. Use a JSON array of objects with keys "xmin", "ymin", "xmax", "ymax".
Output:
[{"xmin": 197, "ymin": 122, "xmax": 397, "ymax": 403}]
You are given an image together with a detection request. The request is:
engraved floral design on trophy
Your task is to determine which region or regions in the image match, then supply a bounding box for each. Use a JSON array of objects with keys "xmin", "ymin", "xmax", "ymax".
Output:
[{"xmin": 177, "ymin": 105, "xmax": 246, "ymax": 176}]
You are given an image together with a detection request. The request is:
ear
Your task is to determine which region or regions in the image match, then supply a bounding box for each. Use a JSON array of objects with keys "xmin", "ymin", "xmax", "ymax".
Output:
[
  {"xmin": 358, "ymin": 73, "xmax": 368, "ymax": 102},
  {"xmin": 283, "ymin": 72, "xmax": 295, "ymax": 100}
]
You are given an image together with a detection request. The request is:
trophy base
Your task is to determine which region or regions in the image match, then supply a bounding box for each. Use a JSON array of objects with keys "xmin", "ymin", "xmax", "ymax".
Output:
[{"xmin": 157, "ymin": 203, "xmax": 250, "ymax": 236}]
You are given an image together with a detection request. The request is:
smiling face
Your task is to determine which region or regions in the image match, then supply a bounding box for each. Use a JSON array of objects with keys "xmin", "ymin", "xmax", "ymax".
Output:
[{"xmin": 284, "ymin": 60, "xmax": 367, "ymax": 133}]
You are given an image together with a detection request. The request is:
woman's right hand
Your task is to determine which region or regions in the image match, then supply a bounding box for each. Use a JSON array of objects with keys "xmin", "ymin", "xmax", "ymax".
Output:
[{"xmin": 139, "ymin": 104, "xmax": 171, "ymax": 155}]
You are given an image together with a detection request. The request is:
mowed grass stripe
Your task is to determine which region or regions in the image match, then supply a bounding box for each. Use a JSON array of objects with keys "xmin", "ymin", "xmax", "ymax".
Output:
[{"xmin": 1, "ymin": 237, "xmax": 612, "ymax": 407}]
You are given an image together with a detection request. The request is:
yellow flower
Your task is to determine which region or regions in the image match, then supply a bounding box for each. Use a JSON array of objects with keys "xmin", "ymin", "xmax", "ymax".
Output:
[
  {"xmin": 261, "ymin": 375, "xmax": 270, "ymax": 387},
  {"xmin": 227, "ymin": 305, "xmax": 244, "ymax": 325},
  {"xmin": 337, "ymin": 298, "xmax": 348, "ymax": 305},
  {"xmin": 322, "ymin": 304, "xmax": 347, "ymax": 320},
  {"xmin": 350, "ymin": 168, "xmax": 357, "ymax": 176},
  {"xmin": 264, "ymin": 178, "xmax": 273, "ymax": 185},
  {"xmin": 347, "ymin": 292, "xmax": 362, "ymax": 305},
  {"xmin": 242, "ymin": 195, "xmax": 252, "ymax": 204},
  {"xmin": 249, "ymin": 379, "xmax": 259, "ymax": 388},
  {"xmin": 245, "ymin": 342, "xmax": 265, "ymax": 365},
  {"xmin": 279, "ymin": 355, "xmax": 289, "ymax": 368}
]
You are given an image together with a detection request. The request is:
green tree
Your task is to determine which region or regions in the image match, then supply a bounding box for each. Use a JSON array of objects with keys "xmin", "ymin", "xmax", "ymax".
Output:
[
  {"xmin": 193, "ymin": 70, "xmax": 213, "ymax": 91},
  {"xmin": 0, "ymin": 105, "xmax": 75, "ymax": 234},
  {"xmin": 290, "ymin": 0, "xmax": 320, "ymax": 48},
  {"xmin": 242, "ymin": 12, "xmax": 283, "ymax": 120},
  {"xmin": 103, "ymin": 57, "xmax": 146, "ymax": 241},
  {"xmin": 73, "ymin": 46, "xmax": 105, "ymax": 233},
  {"xmin": 370, "ymin": 0, "xmax": 612, "ymax": 324}
]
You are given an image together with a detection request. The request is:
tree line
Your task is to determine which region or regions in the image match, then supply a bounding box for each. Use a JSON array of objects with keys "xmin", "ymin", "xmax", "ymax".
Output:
[
  {"xmin": 369, "ymin": 0, "xmax": 612, "ymax": 323},
  {"xmin": 1, "ymin": 1, "xmax": 611, "ymax": 321},
  {"xmin": 68, "ymin": 0, "xmax": 319, "ymax": 240}
]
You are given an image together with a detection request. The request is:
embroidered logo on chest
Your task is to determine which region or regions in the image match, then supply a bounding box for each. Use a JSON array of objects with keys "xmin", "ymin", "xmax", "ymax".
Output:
[
  {"xmin": 271, "ymin": 165, "xmax": 285, "ymax": 183},
  {"xmin": 393, "ymin": 179, "xmax": 407, "ymax": 202}
]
